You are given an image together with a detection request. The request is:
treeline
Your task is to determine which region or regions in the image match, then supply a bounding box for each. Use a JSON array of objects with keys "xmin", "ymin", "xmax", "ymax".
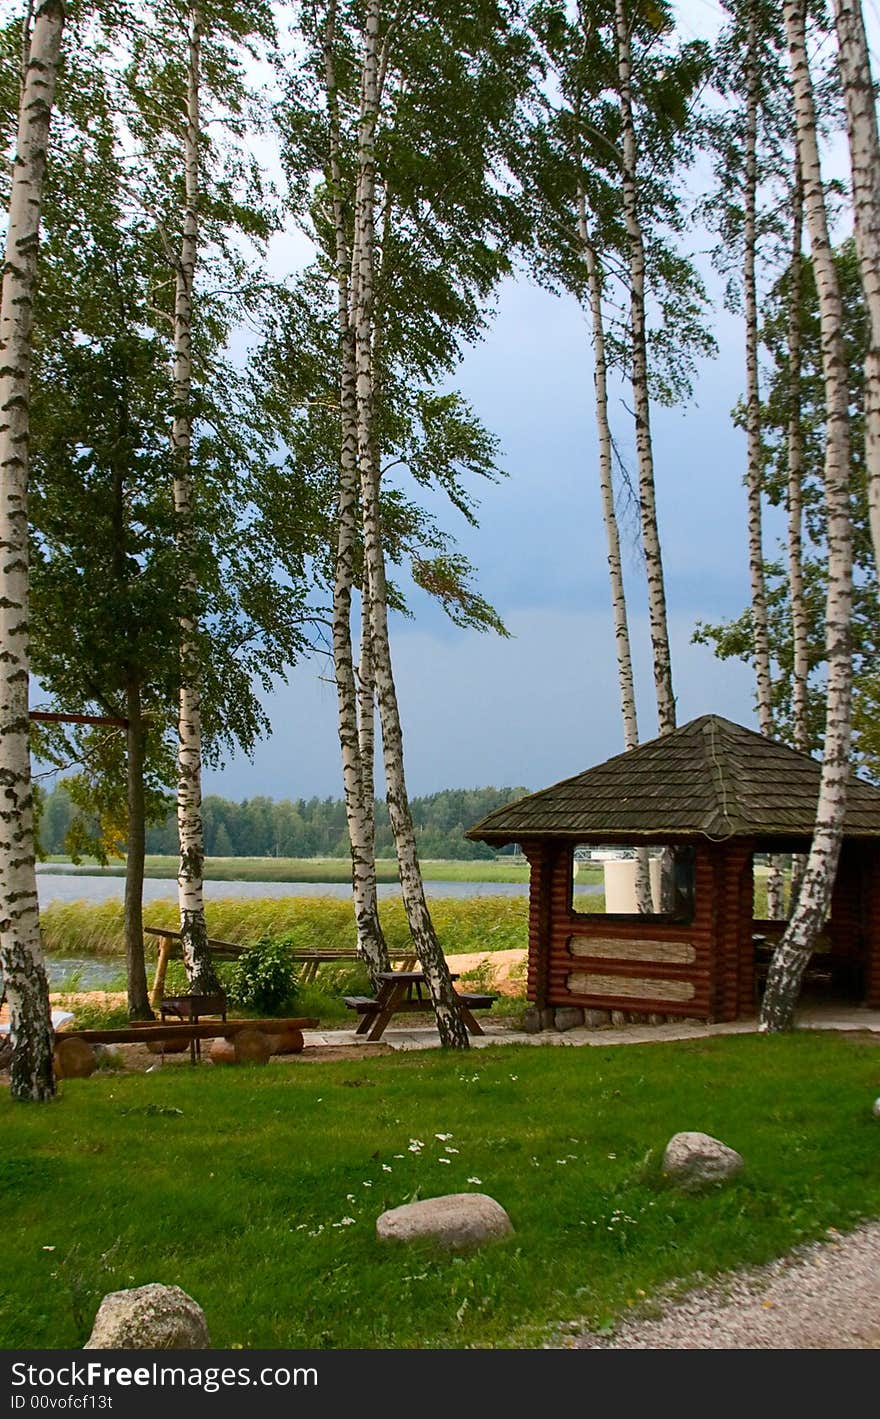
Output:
[{"xmin": 38, "ymin": 784, "xmax": 527, "ymax": 862}]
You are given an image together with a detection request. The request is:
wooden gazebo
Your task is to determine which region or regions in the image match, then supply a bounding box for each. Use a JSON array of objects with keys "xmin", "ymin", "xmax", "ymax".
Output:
[{"xmin": 466, "ymin": 715, "xmax": 880, "ymax": 1024}]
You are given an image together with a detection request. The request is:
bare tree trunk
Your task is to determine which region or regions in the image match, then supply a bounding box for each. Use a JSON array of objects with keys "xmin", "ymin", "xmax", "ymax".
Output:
[
  {"xmin": 0, "ymin": 0, "xmax": 64, "ymax": 1102},
  {"xmin": 761, "ymin": 0, "xmax": 854, "ymax": 1030},
  {"xmin": 323, "ymin": 1, "xmax": 388, "ymax": 982},
  {"xmin": 124, "ymin": 676, "xmax": 152, "ymax": 1019},
  {"xmin": 743, "ymin": 9, "xmax": 784, "ymax": 918},
  {"xmin": 353, "ymin": 0, "xmax": 468, "ymax": 1046},
  {"xmin": 357, "ymin": 563, "xmax": 380, "ymax": 877},
  {"xmin": 786, "ymin": 163, "xmax": 809, "ymax": 904},
  {"xmin": 578, "ymin": 189, "xmax": 651, "ymax": 911},
  {"xmin": 833, "ymin": 0, "xmax": 880, "ymax": 580},
  {"xmin": 614, "ymin": 0, "xmax": 676, "ymax": 736},
  {"xmin": 172, "ymin": 5, "xmax": 220, "ymax": 995}
]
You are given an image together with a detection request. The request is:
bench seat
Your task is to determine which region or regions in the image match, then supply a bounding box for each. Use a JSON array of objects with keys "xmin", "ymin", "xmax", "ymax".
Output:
[
  {"xmin": 343, "ymin": 996, "xmax": 379, "ymax": 1013},
  {"xmin": 456, "ymin": 993, "xmax": 496, "ymax": 1010}
]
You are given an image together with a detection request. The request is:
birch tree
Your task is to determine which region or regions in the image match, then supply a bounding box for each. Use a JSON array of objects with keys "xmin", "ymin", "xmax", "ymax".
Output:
[
  {"xmin": 614, "ymin": 0, "xmax": 675, "ymax": 735},
  {"xmin": 833, "ymin": 0, "xmax": 880, "ymax": 583},
  {"xmin": 760, "ymin": 0, "xmax": 854, "ymax": 1030},
  {"xmin": 168, "ymin": 4, "xmax": 221, "ymax": 994},
  {"xmin": 0, "ymin": 0, "xmax": 65, "ymax": 1100}
]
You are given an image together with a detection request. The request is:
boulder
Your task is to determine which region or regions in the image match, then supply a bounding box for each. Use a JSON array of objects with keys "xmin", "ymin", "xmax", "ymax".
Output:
[
  {"xmin": 146, "ymin": 1038, "xmax": 189, "ymax": 1055},
  {"xmin": 53, "ymin": 1037, "xmax": 96, "ymax": 1079},
  {"xmin": 610, "ymin": 1010, "xmax": 627, "ymax": 1027},
  {"xmin": 268, "ymin": 1028, "xmax": 304, "ymax": 1055},
  {"xmin": 84, "ymin": 1284, "xmax": 210, "ymax": 1349},
  {"xmin": 554, "ymin": 1006, "xmax": 584, "ymax": 1032},
  {"xmin": 376, "ymin": 1193, "xmax": 513, "ymax": 1251},
  {"xmin": 539, "ymin": 1007, "xmax": 556, "ymax": 1031},
  {"xmin": 662, "ymin": 1131, "xmax": 744, "ymax": 1190},
  {"xmin": 522, "ymin": 1007, "xmax": 544, "ymax": 1034},
  {"xmin": 648, "ymin": 1014, "xmax": 667, "ymax": 1027},
  {"xmin": 583, "ymin": 1009, "xmax": 611, "ymax": 1028}
]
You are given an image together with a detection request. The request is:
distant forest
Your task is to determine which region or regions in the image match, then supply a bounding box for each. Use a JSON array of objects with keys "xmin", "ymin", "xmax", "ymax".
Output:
[{"xmin": 38, "ymin": 784, "xmax": 528, "ymax": 861}]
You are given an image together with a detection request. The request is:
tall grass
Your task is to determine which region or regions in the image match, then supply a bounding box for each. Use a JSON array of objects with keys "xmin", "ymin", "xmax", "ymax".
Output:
[
  {"xmin": 39, "ymin": 855, "xmax": 548, "ymax": 884},
  {"xmin": 41, "ymin": 894, "xmax": 529, "ymax": 960}
]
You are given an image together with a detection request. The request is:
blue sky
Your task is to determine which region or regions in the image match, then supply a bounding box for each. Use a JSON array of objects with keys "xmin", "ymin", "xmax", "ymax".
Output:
[{"xmin": 202, "ymin": 0, "xmax": 867, "ymax": 803}]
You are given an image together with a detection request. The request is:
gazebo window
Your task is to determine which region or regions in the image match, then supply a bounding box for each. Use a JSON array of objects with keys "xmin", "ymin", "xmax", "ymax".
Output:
[{"xmin": 572, "ymin": 845, "xmax": 696, "ymax": 923}]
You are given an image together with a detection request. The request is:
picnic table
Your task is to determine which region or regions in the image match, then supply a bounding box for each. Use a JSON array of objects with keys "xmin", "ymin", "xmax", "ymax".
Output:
[{"xmin": 344, "ymin": 971, "xmax": 495, "ymax": 1043}]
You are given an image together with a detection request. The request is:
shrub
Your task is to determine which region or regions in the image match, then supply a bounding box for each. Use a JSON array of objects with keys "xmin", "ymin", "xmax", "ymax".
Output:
[{"xmin": 226, "ymin": 935, "xmax": 299, "ymax": 1016}]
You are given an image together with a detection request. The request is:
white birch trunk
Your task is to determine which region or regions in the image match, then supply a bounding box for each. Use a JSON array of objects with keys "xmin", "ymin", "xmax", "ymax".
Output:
[
  {"xmin": 614, "ymin": 0, "xmax": 676, "ymax": 736},
  {"xmin": 578, "ymin": 191, "xmax": 652, "ymax": 912},
  {"xmin": 761, "ymin": 0, "xmax": 854, "ymax": 1030},
  {"xmin": 353, "ymin": 0, "xmax": 468, "ymax": 1046},
  {"xmin": 787, "ymin": 164, "xmax": 809, "ymax": 904},
  {"xmin": 323, "ymin": 3, "xmax": 388, "ymax": 981},
  {"xmin": 833, "ymin": 0, "xmax": 880, "ymax": 582},
  {"xmin": 172, "ymin": 5, "xmax": 220, "ymax": 996},
  {"xmin": 743, "ymin": 13, "xmax": 784, "ymax": 918},
  {"xmin": 0, "ymin": 0, "xmax": 64, "ymax": 1101}
]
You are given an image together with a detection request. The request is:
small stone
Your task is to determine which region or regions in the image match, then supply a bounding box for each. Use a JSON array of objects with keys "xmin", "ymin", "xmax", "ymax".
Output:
[
  {"xmin": 376, "ymin": 1193, "xmax": 513, "ymax": 1251},
  {"xmin": 583, "ymin": 1009, "xmax": 611, "ymax": 1028},
  {"xmin": 627, "ymin": 1012, "xmax": 647, "ymax": 1025},
  {"xmin": 610, "ymin": 1010, "xmax": 627, "ymax": 1027},
  {"xmin": 662, "ymin": 1131, "xmax": 744, "ymax": 1191},
  {"xmin": 84, "ymin": 1284, "xmax": 210, "ymax": 1349},
  {"xmin": 555, "ymin": 1007, "xmax": 584, "ymax": 1032},
  {"xmin": 648, "ymin": 1014, "xmax": 666, "ymax": 1027},
  {"xmin": 522, "ymin": 1008, "xmax": 543, "ymax": 1034},
  {"xmin": 539, "ymin": 1008, "xmax": 556, "ymax": 1031}
]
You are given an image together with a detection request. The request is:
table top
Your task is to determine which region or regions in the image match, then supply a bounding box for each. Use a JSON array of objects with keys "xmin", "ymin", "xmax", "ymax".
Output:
[{"xmin": 375, "ymin": 970, "xmax": 459, "ymax": 984}]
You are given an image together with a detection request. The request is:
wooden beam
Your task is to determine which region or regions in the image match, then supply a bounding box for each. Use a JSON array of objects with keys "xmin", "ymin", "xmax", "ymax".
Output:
[{"xmin": 30, "ymin": 711, "xmax": 129, "ymax": 728}]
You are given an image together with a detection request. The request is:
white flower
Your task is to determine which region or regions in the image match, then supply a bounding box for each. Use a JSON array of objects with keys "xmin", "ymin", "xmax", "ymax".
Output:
[
  {"xmin": 444, "ymin": 1146, "xmax": 459, "ymax": 1154},
  {"xmin": 333, "ymin": 1217, "xmax": 356, "ymax": 1228},
  {"xmin": 347, "ymin": 1194, "xmax": 356, "ymax": 1202},
  {"xmin": 41, "ymin": 1246, "xmax": 55, "ymax": 1252},
  {"xmin": 438, "ymin": 1157, "xmax": 451, "ymax": 1165},
  {"xmin": 362, "ymin": 1181, "xmax": 373, "ymax": 1188},
  {"xmin": 467, "ymin": 1177, "xmax": 482, "ymax": 1185},
  {"xmin": 408, "ymin": 1142, "xmax": 423, "ymax": 1153},
  {"xmin": 382, "ymin": 1164, "xmax": 392, "ymax": 1173},
  {"xmin": 435, "ymin": 1132, "xmax": 453, "ymax": 1141},
  {"xmin": 393, "ymin": 1154, "xmax": 405, "ymax": 1159}
]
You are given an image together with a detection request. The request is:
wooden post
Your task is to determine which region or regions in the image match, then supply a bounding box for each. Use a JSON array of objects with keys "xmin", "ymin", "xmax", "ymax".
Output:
[{"xmin": 150, "ymin": 934, "xmax": 172, "ymax": 1009}]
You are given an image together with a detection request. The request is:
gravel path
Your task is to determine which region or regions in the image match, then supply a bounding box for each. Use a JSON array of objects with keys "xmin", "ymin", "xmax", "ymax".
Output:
[{"xmin": 571, "ymin": 1222, "xmax": 880, "ymax": 1349}]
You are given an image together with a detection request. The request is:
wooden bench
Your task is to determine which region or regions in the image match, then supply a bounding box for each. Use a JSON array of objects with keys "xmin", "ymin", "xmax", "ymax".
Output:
[
  {"xmin": 145, "ymin": 927, "xmax": 246, "ymax": 1008},
  {"xmin": 343, "ymin": 972, "xmax": 497, "ymax": 1041},
  {"xmin": 53, "ymin": 1016, "xmax": 320, "ymax": 1076}
]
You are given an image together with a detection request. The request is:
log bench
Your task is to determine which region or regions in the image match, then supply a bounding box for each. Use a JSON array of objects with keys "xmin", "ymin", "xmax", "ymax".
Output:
[{"xmin": 53, "ymin": 1016, "xmax": 319, "ymax": 1078}]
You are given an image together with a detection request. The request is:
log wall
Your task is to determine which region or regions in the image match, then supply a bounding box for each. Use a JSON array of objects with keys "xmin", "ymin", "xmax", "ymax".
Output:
[{"xmin": 523, "ymin": 840, "xmax": 753, "ymax": 1022}]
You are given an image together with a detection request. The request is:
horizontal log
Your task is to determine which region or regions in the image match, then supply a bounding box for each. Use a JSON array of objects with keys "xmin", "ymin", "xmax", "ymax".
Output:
[{"xmin": 59, "ymin": 1017, "xmax": 319, "ymax": 1045}]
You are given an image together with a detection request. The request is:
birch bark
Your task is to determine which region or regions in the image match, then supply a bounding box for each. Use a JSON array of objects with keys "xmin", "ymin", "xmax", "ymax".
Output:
[
  {"xmin": 743, "ymin": 9, "xmax": 784, "ymax": 918},
  {"xmin": 353, "ymin": 0, "xmax": 468, "ymax": 1046},
  {"xmin": 323, "ymin": 2, "xmax": 389, "ymax": 981},
  {"xmin": 614, "ymin": 0, "xmax": 676, "ymax": 736},
  {"xmin": 577, "ymin": 189, "xmax": 652, "ymax": 912},
  {"xmin": 761, "ymin": 0, "xmax": 854, "ymax": 1030},
  {"xmin": 0, "ymin": 0, "xmax": 65, "ymax": 1101},
  {"xmin": 786, "ymin": 165, "xmax": 809, "ymax": 904},
  {"xmin": 833, "ymin": 0, "xmax": 880, "ymax": 581},
  {"xmin": 172, "ymin": 5, "xmax": 221, "ymax": 995}
]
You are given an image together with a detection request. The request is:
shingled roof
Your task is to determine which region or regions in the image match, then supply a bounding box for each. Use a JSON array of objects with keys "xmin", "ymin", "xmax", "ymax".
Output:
[{"xmin": 466, "ymin": 714, "xmax": 880, "ymax": 844}]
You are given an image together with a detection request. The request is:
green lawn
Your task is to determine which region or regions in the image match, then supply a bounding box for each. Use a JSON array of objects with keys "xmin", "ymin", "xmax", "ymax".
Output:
[{"xmin": 2, "ymin": 1032, "xmax": 879, "ymax": 1349}]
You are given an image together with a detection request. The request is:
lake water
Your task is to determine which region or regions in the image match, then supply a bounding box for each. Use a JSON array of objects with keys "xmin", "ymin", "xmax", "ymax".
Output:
[{"xmin": 34, "ymin": 871, "xmax": 555, "ymax": 906}]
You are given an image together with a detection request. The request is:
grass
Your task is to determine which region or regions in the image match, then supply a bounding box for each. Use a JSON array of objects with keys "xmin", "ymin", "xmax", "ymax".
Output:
[
  {"xmin": 1, "ymin": 1032, "xmax": 879, "ymax": 1349},
  {"xmin": 38, "ymin": 855, "xmax": 552, "ymax": 885},
  {"xmin": 41, "ymin": 894, "xmax": 530, "ymax": 961}
]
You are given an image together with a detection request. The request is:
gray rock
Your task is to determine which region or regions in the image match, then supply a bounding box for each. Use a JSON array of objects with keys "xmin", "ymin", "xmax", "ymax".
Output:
[
  {"xmin": 555, "ymin": 1007, "xmax": 584, "ymax": 1032},
  {"xmin": 540, "ymin": 1007, "xmax": 557, "ymax": 1031},
  {"xmin": 522, "ymin": 1007, "xmax": 544, "ymax": 1034},
  {"xmin": 376, "ymin": 1193, "xmax": 513, "ymax": 1250},
  {"xmin": 662, "ymin": 1132, "xmax": 744, "ymax": 1191},
  {"xmin": 627, "ymin": 1012, "xmax": 647, "ymax": 1024},
  {"xmin": 648, "ymin": 1014, "xmax": 667, "ymax": 1027},
  {"xmin": 583, "ymin": 1009, "xmax": 611, "ymax": 1029},
  {"xmin": 610, "ymin": 1010, "xmax": 627, "ymax": 1027},
  {"xmin": 84, "ymin": 1284, "xmax": 210, "ymax": 1349}
]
